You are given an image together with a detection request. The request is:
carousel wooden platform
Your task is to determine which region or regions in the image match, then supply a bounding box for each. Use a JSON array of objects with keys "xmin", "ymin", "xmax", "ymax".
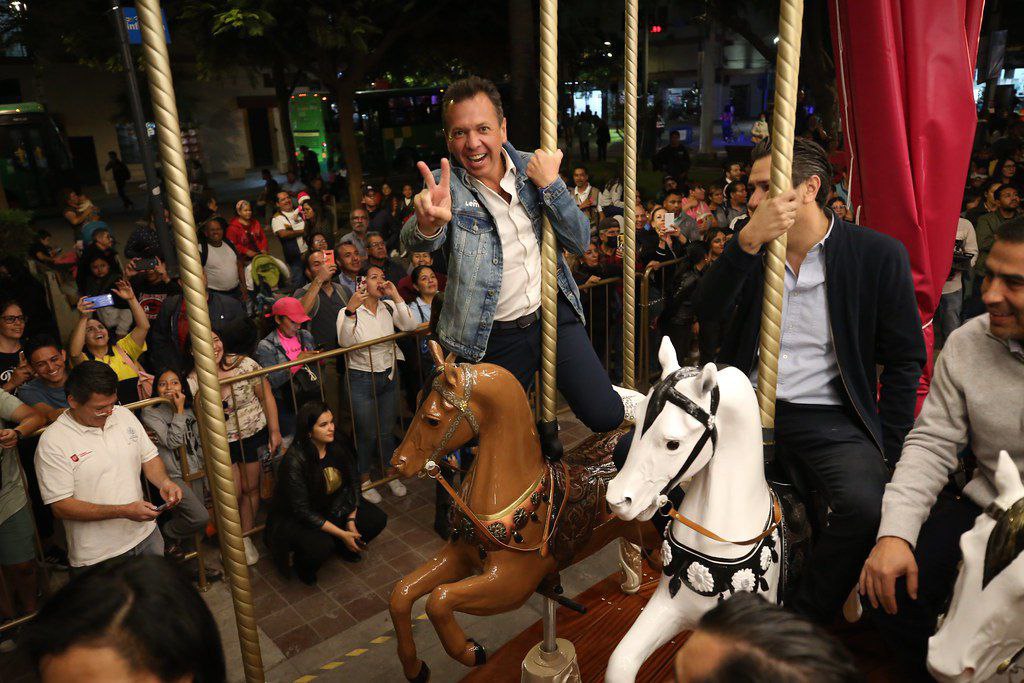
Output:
[{"xmin": 463, "ymin": 569, "xmax": 912, "ymax": 682}]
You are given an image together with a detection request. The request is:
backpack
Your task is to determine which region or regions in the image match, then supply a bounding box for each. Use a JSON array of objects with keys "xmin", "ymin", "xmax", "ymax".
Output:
[{"xmin": 250, "ymin": 253, "xmax": 284, "ymax": 290}]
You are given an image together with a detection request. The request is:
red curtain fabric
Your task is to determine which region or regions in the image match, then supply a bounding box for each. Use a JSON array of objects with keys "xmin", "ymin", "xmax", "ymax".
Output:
[{"xmin": 829, "ymin": 0, "xmax": 985, "ymax": 409}]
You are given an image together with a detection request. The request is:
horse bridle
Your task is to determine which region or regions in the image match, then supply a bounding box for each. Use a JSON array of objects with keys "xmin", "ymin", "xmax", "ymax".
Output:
[
  {"xmin": 421, "ymin": 364, "xmax": 480, "ymax": 473},
  {"xmin": 645, "ymin": 367, "xmax": 783, "ymax": 547},
  {"xmin": 417, "ymin": 363, "xmax": 568, "ymax": 555},
  {"xmin": 643, "ymin": 367, "xmax": 721, "ymax": 505}
]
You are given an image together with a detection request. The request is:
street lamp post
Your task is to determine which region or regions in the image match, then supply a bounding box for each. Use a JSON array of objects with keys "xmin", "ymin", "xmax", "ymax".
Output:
[{"xmin": 109, "ymin": 1, "xmax": 177, "ymax": 274}]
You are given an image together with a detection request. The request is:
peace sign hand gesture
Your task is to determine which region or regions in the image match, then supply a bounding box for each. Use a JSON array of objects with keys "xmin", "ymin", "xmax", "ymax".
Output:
[{"xmin": 413, "ymin": 159, "xmax": 452, "ymax": 236}]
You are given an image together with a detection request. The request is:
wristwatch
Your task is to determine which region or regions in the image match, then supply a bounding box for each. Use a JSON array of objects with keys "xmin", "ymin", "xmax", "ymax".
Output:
[{"xmin": 345, "ymin": 309, "xmax": 356, "ymax": 317}]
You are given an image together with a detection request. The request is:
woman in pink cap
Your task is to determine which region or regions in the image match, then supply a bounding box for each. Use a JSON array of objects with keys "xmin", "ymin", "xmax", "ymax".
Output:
[
  {"xmin": 254, "ymin": 297, "xmax": 319, "ymax": 439},
  {"xmin": 227, "ymin": 199, "xmax": 268, "ymax": 264}
]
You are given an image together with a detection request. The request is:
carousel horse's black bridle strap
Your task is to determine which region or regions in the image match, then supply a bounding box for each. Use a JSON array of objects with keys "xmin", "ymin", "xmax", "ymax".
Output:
[
  {"xmin": 665, "ymin": 489, "xmax": 783, "ymax": 546},
  {"xmin": 646, "ymin": 368, "xmax": 721, "ymax": 499}
]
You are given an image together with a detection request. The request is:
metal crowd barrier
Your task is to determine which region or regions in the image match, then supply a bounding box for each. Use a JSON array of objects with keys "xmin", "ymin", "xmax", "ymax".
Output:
[
  {"xmin": 216, "ymin": 325, "xmax": 433, "ymax": 541},
  {"xmin": 0, "ymin": 396, "xmax": 211, "ymax": 636},
  {"xmin": 638, "ymin": 257, "xmax": 686, "ymax": 392}
]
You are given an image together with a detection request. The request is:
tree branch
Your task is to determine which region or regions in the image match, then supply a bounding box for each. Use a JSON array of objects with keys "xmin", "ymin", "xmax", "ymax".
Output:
[{"xmin": 343, "ymin": 0, "xmax": 453, "ymax": 85}]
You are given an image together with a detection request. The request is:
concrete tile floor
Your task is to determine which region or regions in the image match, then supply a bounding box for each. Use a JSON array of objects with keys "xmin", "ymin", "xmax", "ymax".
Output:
[{"xmin": 200, "ymin": 416, "xmax": 624, "ymax": 682}]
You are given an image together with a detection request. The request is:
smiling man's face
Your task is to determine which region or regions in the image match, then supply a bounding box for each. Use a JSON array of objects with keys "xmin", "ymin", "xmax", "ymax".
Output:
[
  {"xmin": 982, "ymin": 238, "xmax": 1024, "ymax": 340},
  {"xmin": 445, "ymin": 92, "xmax": 508, "ymax": 186},
  {"xmin": 29, "ymin": 346, "xmax": 67, "ymax": 388}
]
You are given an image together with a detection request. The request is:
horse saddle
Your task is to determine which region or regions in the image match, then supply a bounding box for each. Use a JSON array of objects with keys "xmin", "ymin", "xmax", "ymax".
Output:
[{"xmin": 548, "ymin": 427, "xmax": 631, "ymax": 568}]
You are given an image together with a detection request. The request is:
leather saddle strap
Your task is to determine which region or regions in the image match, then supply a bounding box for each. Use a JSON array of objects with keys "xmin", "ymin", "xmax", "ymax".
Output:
[
  {"xmin": 667, "ymin": 490, "xmax": 782, "ymax": 546},
  {"xmin": 431, "ymin": 461, "xmax": 570, "ymax": 555}
]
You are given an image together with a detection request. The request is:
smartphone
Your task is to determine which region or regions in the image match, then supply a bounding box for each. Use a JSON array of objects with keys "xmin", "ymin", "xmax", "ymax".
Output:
[
  {"xmin": 355, "ymin": 538, "xmax": 368, "ymax": 550},
  {"xmin": 356, "ymin": 275, "xmax": 367, "ymax": 294},
  {"xmin": 134, "ymin": 257, "xmax": 158, "ymax": 271},
  {"xmin": 323, "ymin": 249, "xmax": 335, "ymax": 267},
  {"xmin": 84, "ymin": 293, "xmax": 115, "ymax": 309},
  {"xmin": 665, "ymin": 212, "xmax": 676, "ymax": 228},
  {"xmin": 611, "ymin": 235, "xmax": 620, "ymax": 250},
  {"xmin": 153, "ymin": 502, "xmax": 169, "ymax": 513}
]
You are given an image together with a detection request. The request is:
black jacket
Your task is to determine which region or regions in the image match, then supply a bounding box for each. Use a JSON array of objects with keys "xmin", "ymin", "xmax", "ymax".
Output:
[
  {"xmin": 269, "ymin": 442, "xmax": 360, "ymax": 531},
  {"xmin": 694, "ymin": 216, "xmax": 925, "ymax": 464},
  {"xmin": 150, "ymin": 291, "xmax": 245, "ymax": 372}
]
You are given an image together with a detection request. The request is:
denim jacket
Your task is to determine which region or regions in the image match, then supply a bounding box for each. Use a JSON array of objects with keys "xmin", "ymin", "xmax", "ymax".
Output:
[
  {"xmin": 400, "ymin": 142, "xmax": 590, "ymax": 361},
  {"xmin": 255, "ymin": 328, "xmax": 316, "ymax": 390}
]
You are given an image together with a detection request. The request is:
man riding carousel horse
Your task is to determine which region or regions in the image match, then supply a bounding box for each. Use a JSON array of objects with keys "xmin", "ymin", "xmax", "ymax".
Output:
[
  {"xmin": 400, "ymin": 76, "xmax": 627, "ymax": 443},
  {"xmin": 693, "ymin": 137, "xmax": 926, "ymax": 624}
]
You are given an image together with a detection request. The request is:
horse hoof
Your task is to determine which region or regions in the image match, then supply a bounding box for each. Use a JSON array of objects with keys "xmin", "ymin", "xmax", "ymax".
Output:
[
  {"xmin": 468, "ymin": 638, "xmax": 487, "ymax": 666},
  {"xmin": 407, "ymin": 660, "xmax": 430, "ymax": 682}
]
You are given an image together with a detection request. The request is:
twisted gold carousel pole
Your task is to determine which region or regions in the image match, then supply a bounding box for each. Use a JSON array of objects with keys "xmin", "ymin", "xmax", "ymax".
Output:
[
  {"xmin": 134, "ymin": 3, "xmax": 264, "ymax": 681},
  {"xmin": 756, "ymin": 0, "xmax": 804, "ymax": 430},
  {"xmin": 620, "ymin": 0, "xmax": 638, "ymax": 391},
  {"xmin": 522, "ymin": 0, "xmax": 580, "ymax": 680},
  {"xmin": 616, "ymin": 0, "xmax": 644, "ymax": 598}
]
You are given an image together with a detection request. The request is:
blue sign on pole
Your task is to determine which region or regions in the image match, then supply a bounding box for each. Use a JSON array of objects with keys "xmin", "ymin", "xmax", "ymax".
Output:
[{"xmin": 123, "ymin": 7, "xmax": 171, "ymax": 45}]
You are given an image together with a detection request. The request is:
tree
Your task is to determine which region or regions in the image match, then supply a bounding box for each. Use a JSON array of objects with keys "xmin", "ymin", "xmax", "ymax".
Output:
[{"xmin": 177, "ymin": 1, "xmax": 311, "ymax": 171}]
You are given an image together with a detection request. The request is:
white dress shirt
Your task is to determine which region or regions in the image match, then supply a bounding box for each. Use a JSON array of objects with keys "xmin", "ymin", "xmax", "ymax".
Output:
[
  {"xmin": 336, "ymin": 298, "xmax": 419, "ymax": 378},
  {"xmin": 470, "ymin": 149, "xmax": 542, "ymax": 321},
  {"xmin": 775, "ymin": 215, "xmax": 842, "ymax": 405}
]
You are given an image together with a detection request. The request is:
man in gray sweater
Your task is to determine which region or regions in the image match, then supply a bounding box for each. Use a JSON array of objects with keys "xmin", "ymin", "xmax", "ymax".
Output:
[{"xmin": 859, "ymin": 218, "xmax": 1024, "ymax": 674}]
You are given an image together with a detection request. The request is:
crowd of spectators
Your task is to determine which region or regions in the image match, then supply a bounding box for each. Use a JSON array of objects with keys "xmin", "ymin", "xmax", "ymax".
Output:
[{"xmin": 5, "ymin": 96, "xmax": 1021, "ymax": 674}]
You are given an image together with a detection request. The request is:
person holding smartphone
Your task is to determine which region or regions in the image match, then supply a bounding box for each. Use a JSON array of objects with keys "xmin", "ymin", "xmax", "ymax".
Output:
[
  {"xmin": 35, "ymin": 362, "xmax": 182, "ymax": 575},
  {"xmin": 337, "ymin": 266, "xmax": 419, "ymax": 503},
  {"xmin": 265, "ymin": 401, "xmax": 387, "ymax": 585}
]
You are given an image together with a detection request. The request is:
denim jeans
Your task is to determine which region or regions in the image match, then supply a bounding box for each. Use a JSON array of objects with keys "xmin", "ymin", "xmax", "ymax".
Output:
[{"xmin": 347, "ymin": 368, "xmax": 398, "ymax": 477}]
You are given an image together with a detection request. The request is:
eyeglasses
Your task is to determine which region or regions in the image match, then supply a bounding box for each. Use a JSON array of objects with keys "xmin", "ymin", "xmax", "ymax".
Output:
[{"xmin": 1, "ymin": 315, "xmax": 26, "ymax": 324}]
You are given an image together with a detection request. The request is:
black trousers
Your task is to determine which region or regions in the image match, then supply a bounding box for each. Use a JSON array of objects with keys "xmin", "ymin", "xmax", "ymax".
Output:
[
  {"xmin": 279, "ymin": 502, "xmax": 387, "ymax": 577},
  {"xmin": 662, "ymin": 321, "xmax": 695, "ymax": 363},
  {"xmin": 868, "ymin": 494, "xmax": 980, "ymax": 677},
  {"xmin": 774, "ymin": 401, "xmax": 890, "ymax": 624},
  {"xmin": 471, "ymin": 295, "xmax": 624, "ymax": 434}
]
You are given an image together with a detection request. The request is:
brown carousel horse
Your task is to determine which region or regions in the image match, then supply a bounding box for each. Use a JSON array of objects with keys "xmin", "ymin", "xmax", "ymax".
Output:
[{"xmin": 389, "ymin": 341, "xmax": 657, "ymax": 681}]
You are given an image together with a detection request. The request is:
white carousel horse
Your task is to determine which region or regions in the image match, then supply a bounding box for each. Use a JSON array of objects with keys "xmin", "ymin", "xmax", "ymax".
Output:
[
  {"xmin": 604, "ymin": 338, "xmax": 782, "ymax": 683},
  {"xmin": 928, "ymin": 450, "xmax": 1024, "ymax": 683}
]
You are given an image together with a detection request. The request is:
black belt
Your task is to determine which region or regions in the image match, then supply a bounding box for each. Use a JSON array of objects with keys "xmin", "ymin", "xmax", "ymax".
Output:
[{"xmin": 493, "ymin": 310, "xmax": 540, "ymax": 330}]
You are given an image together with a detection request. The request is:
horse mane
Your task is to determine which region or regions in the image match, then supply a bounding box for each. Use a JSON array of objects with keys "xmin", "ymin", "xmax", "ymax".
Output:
[{"xmin": 984, "ymin": 495, "xmax": 1024, "ymax": 588}]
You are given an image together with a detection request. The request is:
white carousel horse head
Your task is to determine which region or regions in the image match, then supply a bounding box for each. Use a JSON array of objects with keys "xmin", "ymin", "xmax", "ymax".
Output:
[
  {"xmin": 928, "ymin": 450, "xmax": 1024, "ymax": 683},
  {"xmin": 606, "ymin": 337, "xmax": 757, "ymax": 522}
]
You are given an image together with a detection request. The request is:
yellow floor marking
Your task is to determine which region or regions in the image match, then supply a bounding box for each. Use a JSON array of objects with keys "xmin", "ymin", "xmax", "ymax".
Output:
[
  {"xmin": 370, "ymin": 635, "xmax": 391, "ymax": 644},
  {"xmin": 294, "ymin": 676, "xmax": 317, "ymax": 683},
  {"xmin": 416, "ymin": 613, "xmax": 429, "ymax": 620},
  {"xmin": 320, "ymin": 661, "xmax": 344, "ymax": 670},
  {"xmin": 345, "ymin": 648, "xmax": 368, "ymax": 657}
]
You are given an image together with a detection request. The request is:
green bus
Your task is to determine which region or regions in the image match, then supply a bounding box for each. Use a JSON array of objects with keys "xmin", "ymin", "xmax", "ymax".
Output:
[
  {"xmin": 0, "ymin": 102, "xmax": 76, "ymax": 208},
  {"xmin": 288, "ymin": 92, "xmax": 338, "ymax": 175},
  {"xmin": 289, "ymin": 86, "xmax": 449, "ymax": 177},
  {"xmin": 353, "ymin": 86, "xmax": 448, "ymax": 175}
]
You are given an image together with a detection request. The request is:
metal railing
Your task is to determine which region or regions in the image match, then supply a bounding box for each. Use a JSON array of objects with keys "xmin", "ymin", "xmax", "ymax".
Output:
[{"xmin": 214, "ymin": 325, "xmax": 433, "ymax": 541}]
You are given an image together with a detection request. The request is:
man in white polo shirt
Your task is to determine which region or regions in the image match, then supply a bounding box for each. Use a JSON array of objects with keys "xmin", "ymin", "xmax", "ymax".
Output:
[{"xmin": 35, "ymin": 361, "xmax": 182, "ymax": 574}]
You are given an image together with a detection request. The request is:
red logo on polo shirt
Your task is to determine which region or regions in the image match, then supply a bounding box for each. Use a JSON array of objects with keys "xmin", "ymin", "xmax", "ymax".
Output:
[{"xmin": 70, "ymin": 451, "xmax": 92, "ymax": 463}]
